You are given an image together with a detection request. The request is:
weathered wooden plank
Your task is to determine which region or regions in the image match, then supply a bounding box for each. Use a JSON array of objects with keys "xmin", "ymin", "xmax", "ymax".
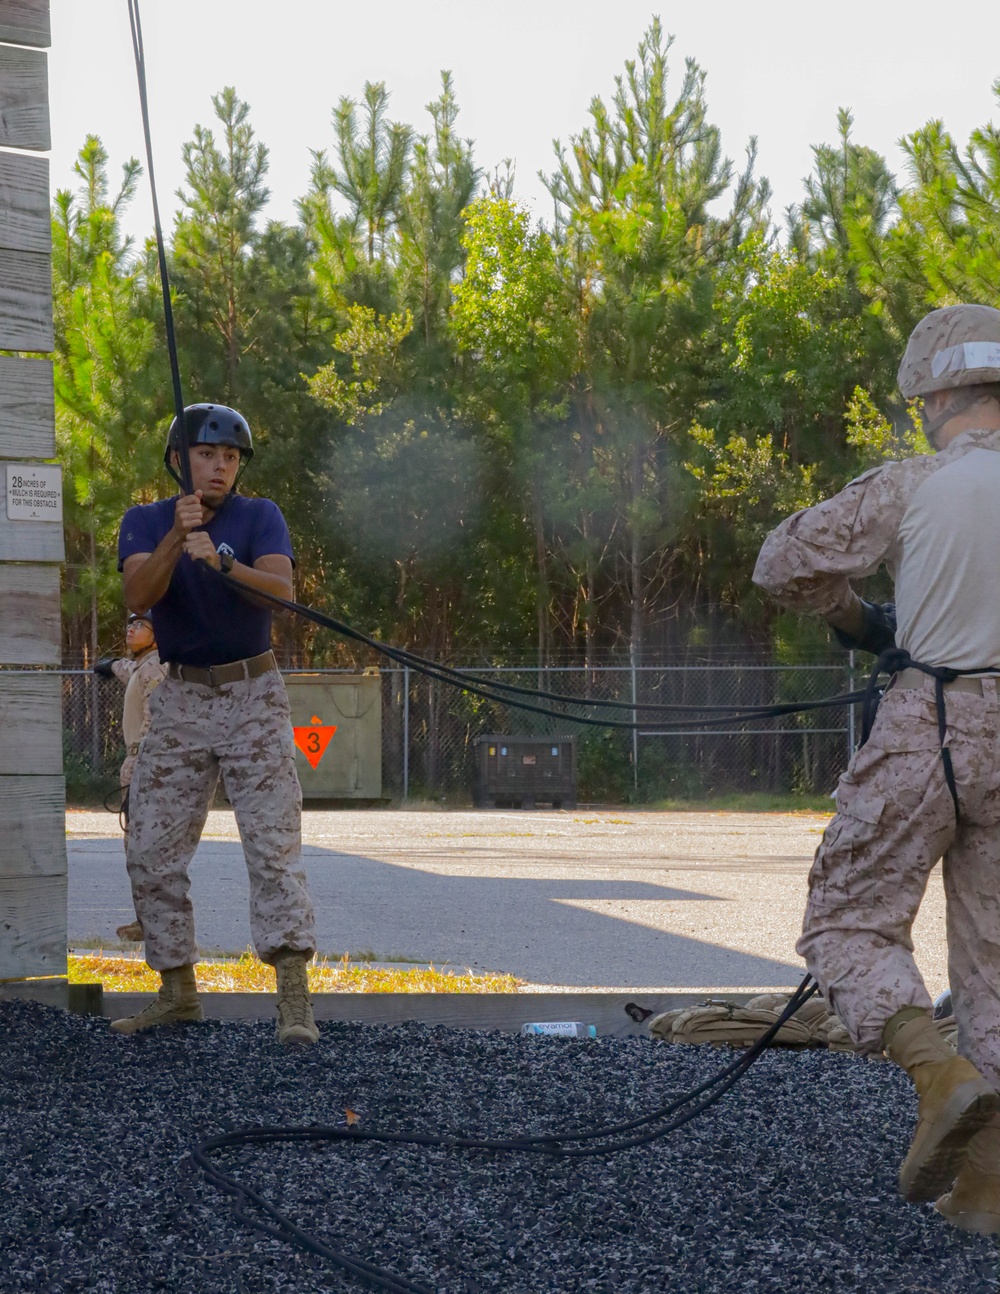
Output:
[
  {"xmin": 0, "ymin": 356, "xmax": 54, "ymax": 458},
  {"xmin": 0, "ymin": 0, "xmax": 50, "ymax": 48},
  {"xmin": 0, "ymin": 674, "xmax": 61, "ymax": 773},
  {"xmin": 0, "ymin": 464, "xmax": 63, "ymax": 560},
  {"xmin": 0, "ymin": 563, "xmax": 60, "ymax": 662},
  {"xmin": 0, "ymin": 44, "xmax": 47, "ymax": 149},
  {"xmin": 0, "ymin": 978, "xmax": 67, "ymax": 1008},
  {"xmin": 0, "ymin": 151, "xmax": 48, "ymax": 253},
  {"xmin": 0, "ymin": 774, "xmax": 66, "ymax": 879},
  {"xmin": 0, "ymin": 871, "xmax": 67, "ymax": 979},
  {"xmin": 0, "ymin": 246, "xmax": 51, "ymax": 352},
  {"xmin": 102, "ymin": 990, "xmax": 758, "ymax": 1035}
]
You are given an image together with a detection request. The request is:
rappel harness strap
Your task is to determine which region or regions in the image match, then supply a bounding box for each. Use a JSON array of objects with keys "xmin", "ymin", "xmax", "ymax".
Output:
[{"xmin": 861, "ymin": 646, "xmax": 997, "ymax": 819}]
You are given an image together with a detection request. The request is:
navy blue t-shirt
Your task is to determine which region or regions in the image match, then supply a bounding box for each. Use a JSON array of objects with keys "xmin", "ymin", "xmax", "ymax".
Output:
[{"xmin": 117, "ymin": 494, "xmax": 295, "ymax": 666}]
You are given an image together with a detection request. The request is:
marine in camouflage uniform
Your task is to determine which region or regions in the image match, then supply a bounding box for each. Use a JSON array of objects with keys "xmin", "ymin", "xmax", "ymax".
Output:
[
  {"xmin": 112, "ymin": 404, "xmax": 318, "ymax": 1046},
  {"xmin": 106, "ymin": 614, "xmax": 167, "ymax": 797},
  {"xmin": 754, "ymin": 305, "xmax": 1000, "ymax": 1230},
  {"xmin": 94, "ymin": 611, "xmax": 167, "ymax": 940}
]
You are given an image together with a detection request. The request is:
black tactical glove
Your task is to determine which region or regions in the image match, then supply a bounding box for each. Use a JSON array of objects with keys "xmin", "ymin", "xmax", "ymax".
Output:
[
  {"xmin": 93, "ymin": 657, "xmax": 117, "ymax": 679},
  {"xmin": 832, "ymin": 601, "xmax": 896, "ymax": 656}
]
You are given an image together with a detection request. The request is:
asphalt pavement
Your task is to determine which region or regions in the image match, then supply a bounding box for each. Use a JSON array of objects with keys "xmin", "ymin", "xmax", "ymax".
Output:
[{"xmin": 66, "ymin": 806, "xmax": 951, "ymax": 994}]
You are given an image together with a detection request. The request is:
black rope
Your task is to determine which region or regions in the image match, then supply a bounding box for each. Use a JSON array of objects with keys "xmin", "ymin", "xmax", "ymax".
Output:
[
  {"xmin": 858, "ymin": 648, "xmax": 1000, "ymax": 819},
  {"xmin": 126, "ymin": 0, "xmax": 191, "ymax": 495},
  {"xmin": 211, "ymin": 567, "xmax": 865, "ymax": 732},
  {"xmin": 192, "ymin": 976, "xmax": 817, "ymax": 1292}
]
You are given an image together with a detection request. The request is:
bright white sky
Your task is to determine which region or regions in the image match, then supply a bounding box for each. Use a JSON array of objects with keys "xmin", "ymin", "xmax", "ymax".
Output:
[{"xmin": 47, "ymin": 0, "xmax": 1000, "ymax": 247}]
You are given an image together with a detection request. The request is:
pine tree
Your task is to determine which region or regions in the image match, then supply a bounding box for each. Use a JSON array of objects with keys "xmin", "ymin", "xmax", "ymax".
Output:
[{"xmin": 171, "ymin": 86, "xmax": 270, "ymax": 402}]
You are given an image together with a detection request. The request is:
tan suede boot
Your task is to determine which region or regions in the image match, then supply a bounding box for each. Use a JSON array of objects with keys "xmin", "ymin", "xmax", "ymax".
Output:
[
  {"xmin": 274, "ymin": 950, "xmax": 319, "ymax": 1046},
  {"xmin": 884, "ymin": 1009, "xmax": 1000, "ymax": 1201},
  {"xmin": 936, "ymin": 1117, "xmax": 1000, "ymax": 1232},
  {"xmin": 109, "ymin": 964, "xmax": 204, "ymax": 1035},
  {"xmin": 115, "ymin": 920, "xmax": 143, "ymax": 941}
]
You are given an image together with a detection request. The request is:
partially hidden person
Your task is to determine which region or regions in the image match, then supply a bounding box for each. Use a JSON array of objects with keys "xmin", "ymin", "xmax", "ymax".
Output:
[{"xmin": 94, "ymin": 610, "xmax": 168, "ymax": 942}]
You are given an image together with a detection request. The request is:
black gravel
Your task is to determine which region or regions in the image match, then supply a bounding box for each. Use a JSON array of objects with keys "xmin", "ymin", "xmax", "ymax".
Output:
[{"xmin": 0, "ymin": 1000, "xmax": 997, "ymax": 1294}]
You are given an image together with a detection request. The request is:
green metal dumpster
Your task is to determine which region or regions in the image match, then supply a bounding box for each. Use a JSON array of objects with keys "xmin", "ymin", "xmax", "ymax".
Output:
[{"xmin": 284, "ymin": 672, "xmax": 382, "ymax": 800}]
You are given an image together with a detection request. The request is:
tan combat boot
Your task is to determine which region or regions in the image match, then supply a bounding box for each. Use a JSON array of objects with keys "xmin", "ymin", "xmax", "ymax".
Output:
[
  {"xmin": 109, "ymin": 964, "xmax": 204, "ymax": 1035},
  {"xmin": 884, "ymin": 1008, "xmax": 1000, "ymax": 1201},
  {"xmin": 115, "ymin": 920, "xmax": 143, "ymax": 941},
  {"xmin": 274, "ymin": 950, "xmax": 319, "ymax": 1046},
  {"xmin": 936, "ymin": 1116, "xmax": 1000, "ymax": 1233}
]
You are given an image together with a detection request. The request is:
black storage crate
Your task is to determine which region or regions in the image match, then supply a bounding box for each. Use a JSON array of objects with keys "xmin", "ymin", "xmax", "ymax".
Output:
[{"xmin": 472, "ymin": 735, "xmax": 576, "ymax": 809}]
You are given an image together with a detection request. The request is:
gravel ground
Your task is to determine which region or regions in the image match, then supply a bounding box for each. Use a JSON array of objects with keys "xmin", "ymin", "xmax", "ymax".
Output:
[{"xmin": 1, "ymin": 1000, "xmax": 997, "ymax": 1294}]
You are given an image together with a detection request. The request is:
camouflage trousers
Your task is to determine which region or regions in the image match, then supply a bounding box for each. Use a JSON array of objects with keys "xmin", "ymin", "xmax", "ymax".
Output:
[
  {"xmin": 126, "ymin": 667, "xmax": 316, "ymax": 972},
  {"xmin": 798, "ymin": 675, "xmax": 1000, "ymax": 1081}
]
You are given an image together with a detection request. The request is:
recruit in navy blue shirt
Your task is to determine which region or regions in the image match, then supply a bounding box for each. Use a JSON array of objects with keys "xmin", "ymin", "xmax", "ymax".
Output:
[{"xmin": 118, "ymin": 493, "xmax": 295, "ymax": 667}]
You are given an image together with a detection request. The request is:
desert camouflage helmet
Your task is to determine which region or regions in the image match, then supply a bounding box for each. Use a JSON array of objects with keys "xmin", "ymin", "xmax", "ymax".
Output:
[{"xmin": 898, "ymin": 304, "xmax": 1000, "ymax": 398}]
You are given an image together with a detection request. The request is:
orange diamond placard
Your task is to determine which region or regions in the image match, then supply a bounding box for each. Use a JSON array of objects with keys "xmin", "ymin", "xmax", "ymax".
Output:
[{"xmin": 293, "ymin": 715, "xmax": 338, "ymax": 770}]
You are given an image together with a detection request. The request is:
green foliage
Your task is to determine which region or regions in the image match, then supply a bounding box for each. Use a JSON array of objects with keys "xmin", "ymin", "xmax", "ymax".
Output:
[
  {"xmin": 171, "ymin": 86, "xmax": 271, "ymax": 403},
  {"xmin": 398, "ymin": 73, "xmax": 480, "ymax": 350},
  {"xmin": 844, "ymin": 386, "xmax": 930, "ymax": 470},
  {"xmin": 51, "ymin": 29, "xmax": 1000, "ymax": 675},
  {"xmin": 53, "ymin": 136, "xmax": 165, "ymax": 663},
  {"xmin": 307, "ymin": 304, "xmax": 414, "ymax": 421},
  {"xmin": 576, "ymin": 729, "xmax": 634, "ymax": 803}
]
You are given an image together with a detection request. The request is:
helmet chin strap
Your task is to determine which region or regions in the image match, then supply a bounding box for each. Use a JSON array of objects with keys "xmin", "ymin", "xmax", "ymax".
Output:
[{"xmin": 922, "ymin": 389, "xmax": 988, "ymax": 449}]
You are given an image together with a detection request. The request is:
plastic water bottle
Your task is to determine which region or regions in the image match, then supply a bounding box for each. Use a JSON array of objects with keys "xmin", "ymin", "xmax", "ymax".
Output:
[{"xmin": 520, "ymin": 1021, "xmax": 597, "ymax": 1038}]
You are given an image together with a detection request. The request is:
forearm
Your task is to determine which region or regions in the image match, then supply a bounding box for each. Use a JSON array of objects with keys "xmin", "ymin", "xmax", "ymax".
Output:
[
  {"xmin": 110, "ymin": 658, "xmax": 134, "ymax": 684},
  {"xmin": 222, "ymin": 560, "xmax": 293, "ymax": 607},
  {"xmin": 752, "ymin": 550, "xmax": 858, "ymax": 619},
  {"xmin": 825, "ymin": 593, "xmax": 864, "ymax": 637},
  {"xmin": 753, "ymin": 468, "xmax": 898, "ymax": 621},
  {"xmin": 124, "ymin": 531, "xmax": 185, "ymax": 612}
]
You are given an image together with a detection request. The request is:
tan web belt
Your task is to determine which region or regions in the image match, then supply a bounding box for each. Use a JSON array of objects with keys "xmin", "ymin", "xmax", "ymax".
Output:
[
  {"xmin": 895, "ymin": 667, "xmax": 1000, "ymax": 695},
  {"xmin": 167, "ymin": 650, "xmax": 276, "ymax": 688}
]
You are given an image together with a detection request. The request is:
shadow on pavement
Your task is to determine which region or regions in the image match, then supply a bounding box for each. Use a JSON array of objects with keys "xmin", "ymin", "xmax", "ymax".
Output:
[{"xmin": 69, "ymin": 836, "xmax": 804, "ymax": 988}]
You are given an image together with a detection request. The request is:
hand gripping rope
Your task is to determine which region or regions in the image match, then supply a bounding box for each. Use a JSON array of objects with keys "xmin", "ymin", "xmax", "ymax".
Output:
[{"xmin": 122, "ymin": 5, "xmax": 831, "ymax": 1288}]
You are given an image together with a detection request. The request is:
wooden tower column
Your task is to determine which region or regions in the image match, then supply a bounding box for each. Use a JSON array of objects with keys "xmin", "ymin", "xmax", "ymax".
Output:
[{"xmin": 0, "ymin": 0, "xmax": 67, "ymax": 1008}]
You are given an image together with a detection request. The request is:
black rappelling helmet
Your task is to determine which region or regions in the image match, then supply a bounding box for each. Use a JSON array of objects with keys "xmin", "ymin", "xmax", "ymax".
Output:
[{"xmin": 164, "ymin": 403, "xmax": 254, "ymax": 489}]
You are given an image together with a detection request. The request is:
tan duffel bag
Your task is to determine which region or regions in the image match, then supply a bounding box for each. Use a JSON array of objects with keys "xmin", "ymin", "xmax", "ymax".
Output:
[
  {"xmin": 649, "ymin": 991, "xmax": 958, "ymax": 1056},
  {"xmin": 655, "ymin": 999, "xmax": 814, "ymax": 1048}
]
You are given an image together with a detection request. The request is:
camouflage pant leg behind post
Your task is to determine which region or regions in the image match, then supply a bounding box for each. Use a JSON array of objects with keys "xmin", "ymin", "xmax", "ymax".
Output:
[
  {"xmin": 798, "ymin": 685, "xmax": 959, "ymax": 1053},
  {"xmin": 119, "ymin": 752, "xmax": 137, "ymax": 843},
  {"xmin": 214, "ymin": 669, "xmax": 316, "ymax": 964},
  {"xmin": 125, "ymin": 677, "xmax": 220, "ymax": 971}
]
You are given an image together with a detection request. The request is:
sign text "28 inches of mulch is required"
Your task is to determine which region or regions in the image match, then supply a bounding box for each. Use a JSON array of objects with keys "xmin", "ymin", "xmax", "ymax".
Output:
[{"xmin": 5, "ymin": 464, "xmax": 63, "ymax": 522}]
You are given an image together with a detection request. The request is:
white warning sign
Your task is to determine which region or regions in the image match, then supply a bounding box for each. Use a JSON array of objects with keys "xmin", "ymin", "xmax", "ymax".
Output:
[{"xmin": 5, "ymin": 464, "xmax": 63, "ymax": 522}]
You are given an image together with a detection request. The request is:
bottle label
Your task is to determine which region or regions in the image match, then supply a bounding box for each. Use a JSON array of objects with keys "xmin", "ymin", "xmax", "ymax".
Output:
[{"xmin": 520, "ymin": 1021, "xmax": 597, "ymax": 1038}]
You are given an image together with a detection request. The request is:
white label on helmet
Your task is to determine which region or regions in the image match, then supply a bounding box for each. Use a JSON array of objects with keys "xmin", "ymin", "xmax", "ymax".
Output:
[{"xmin": 931, "ymin": 341, "xmax": 1000, "ymax": 378}]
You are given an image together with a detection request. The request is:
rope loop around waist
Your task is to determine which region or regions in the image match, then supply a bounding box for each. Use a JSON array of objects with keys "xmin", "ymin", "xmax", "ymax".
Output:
[{"xmin": 860, "ymin": 649, "xmax": 997, "ymax": 820}]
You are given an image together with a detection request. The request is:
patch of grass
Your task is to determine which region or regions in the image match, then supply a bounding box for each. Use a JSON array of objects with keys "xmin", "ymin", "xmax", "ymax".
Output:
[
  {"xmin": 644, "ymin": 792, "xmax": 835, "ymax": 814},
  {"xmin": 67, "ymin": 950, "xmax": 522, "ymax": 994}
]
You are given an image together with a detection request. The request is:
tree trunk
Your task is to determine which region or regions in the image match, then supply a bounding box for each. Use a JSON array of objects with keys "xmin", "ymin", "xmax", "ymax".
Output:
[
  {"xmin": 629, "ymin": 439, "xmax": 643, "ymax": 672},
  {"xmin": 531, "ymin": 476, "xmax": 549, "ymax": 690},
  {"xmin": 88, "ymin": 467, "xmax": 101, "ymax": 774}
]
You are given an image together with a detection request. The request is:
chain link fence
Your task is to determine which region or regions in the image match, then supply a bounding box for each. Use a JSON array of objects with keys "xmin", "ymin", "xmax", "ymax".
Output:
[{"xmin": 55, "ymin": 658, "xmax": 858, "ymax": 804}]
